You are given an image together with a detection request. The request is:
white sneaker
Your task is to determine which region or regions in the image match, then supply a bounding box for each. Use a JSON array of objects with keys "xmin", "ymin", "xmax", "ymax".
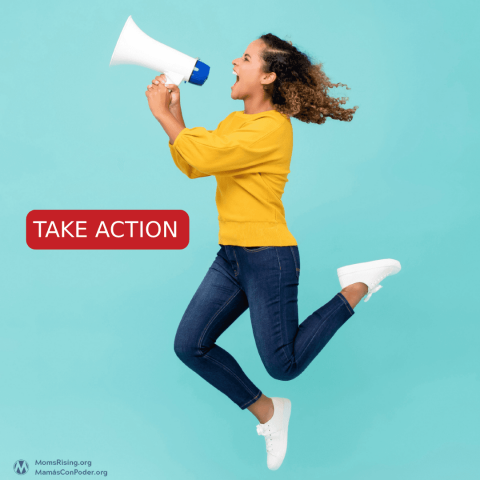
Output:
[
  {"xmin": 337, "ymin": 258, "xmax": 401, "ymax": 302},
  {"xmin": 256, "ymin": 397, "xmax": 291, "ymax": 470}
]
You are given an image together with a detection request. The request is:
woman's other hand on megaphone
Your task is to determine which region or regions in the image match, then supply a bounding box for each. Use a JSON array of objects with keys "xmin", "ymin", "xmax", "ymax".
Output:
[
  {"xmin": 151, "ymin": 74, "xmax": 186, "ymax": 129},
  {"xmin": 145, "ymin": 83, "xmax": 168, "ymax": 119},
  {"xmin": 146, "ymin": 77, "xmax": 175, "ymax": 119},
  {"xmin": 153, "ymin": 74, "xmax": 180, "ymax": 109}
]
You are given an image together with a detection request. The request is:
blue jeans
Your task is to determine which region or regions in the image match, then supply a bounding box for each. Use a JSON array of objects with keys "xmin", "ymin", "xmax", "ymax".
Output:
[{"xmin": 174, "ymin": 245, "xmax": 355, "ymax": 410}]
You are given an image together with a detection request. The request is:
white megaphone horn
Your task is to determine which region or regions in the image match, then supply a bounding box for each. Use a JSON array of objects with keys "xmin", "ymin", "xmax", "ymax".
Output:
[{"xmin": 109, "ymin": 16, "xmax": 210, "ymax": 87}]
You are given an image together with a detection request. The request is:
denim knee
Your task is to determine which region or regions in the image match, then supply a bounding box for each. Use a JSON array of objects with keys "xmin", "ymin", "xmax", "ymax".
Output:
[
  {"xmin": 174, "ymin": 338, "xmax": 193, "ymax": 361},
  {"xmin": 264, "ymin": 364, "xmax": 299, "ymax": 382},
  {"xmin": 174, "ymin": 328, "xmax": 192, "ymax": 359},
  {"xmin": 173, "ymin": 330, "xmax": 206, "ymax": 363}
]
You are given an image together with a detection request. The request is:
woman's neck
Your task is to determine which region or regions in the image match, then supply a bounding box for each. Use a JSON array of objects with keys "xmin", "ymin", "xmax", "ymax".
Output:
[{"xmin": 243, "ymin": 97, "xmax": 275, "ymax": 115}]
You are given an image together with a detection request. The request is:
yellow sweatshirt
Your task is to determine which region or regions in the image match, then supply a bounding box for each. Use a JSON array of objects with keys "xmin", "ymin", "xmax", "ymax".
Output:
[{"xmin": 168, "ymin": 109, "xmax": 297, "ymax": 247}]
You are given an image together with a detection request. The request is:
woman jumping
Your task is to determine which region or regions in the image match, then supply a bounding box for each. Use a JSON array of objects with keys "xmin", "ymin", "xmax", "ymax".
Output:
[{"xmin": 145, "ymin": 33, "xmax": 401, "ymax": 471}]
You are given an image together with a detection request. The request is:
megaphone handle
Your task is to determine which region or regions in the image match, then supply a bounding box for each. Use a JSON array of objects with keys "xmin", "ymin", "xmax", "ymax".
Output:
[
  {"xmin": 163, "ymin": 71, "xmax": 184, "ymax": 88},
  {"xmin": 163, "ymin": 73, "xmax": 173, "ymax": 93},
  {"xmin": 165, "ymin": 74, "xmax": 174, "ymax": 92}
]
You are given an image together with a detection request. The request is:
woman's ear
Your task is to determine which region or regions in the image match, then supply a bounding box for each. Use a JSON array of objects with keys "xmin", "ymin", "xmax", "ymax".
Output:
[{"xmin": 261, "ymin": 71, "xmax": 276, "ymax": 86}]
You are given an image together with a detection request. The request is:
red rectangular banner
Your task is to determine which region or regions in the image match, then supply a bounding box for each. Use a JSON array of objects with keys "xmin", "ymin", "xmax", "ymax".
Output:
[{"xmin": 26, "ymin": 210, "xmax": 189, "ymax": 249}]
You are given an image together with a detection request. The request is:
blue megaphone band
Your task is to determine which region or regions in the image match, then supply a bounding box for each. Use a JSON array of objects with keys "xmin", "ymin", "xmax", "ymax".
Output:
[{"xmin": 189, "ymin": 60, "xmax": 210, "ymax": 86}]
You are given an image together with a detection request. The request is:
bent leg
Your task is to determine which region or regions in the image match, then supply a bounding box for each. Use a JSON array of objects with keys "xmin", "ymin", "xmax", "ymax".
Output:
[
  {"xmin": 242, "ymin": 246, "xmax": 355, "ymax": 381},
  {"xmin": 174, "ymin": 248, "xmax": 262, "ymax": 409}
]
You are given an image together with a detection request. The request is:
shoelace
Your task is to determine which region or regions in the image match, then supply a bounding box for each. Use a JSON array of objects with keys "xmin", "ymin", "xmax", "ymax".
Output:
[
  {"xmin": 256, "ymin": 424, "xmax": 274, "ymax": 453},
  {"xmin": 364, "ymin": 270, "xmax": 392, "ymax": 302}
]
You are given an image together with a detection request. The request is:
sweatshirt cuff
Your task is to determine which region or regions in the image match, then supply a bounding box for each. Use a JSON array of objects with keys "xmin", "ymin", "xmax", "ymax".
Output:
[{"xmin": 168, "ymin": 127, "xmax": 188, "ymax": 149}]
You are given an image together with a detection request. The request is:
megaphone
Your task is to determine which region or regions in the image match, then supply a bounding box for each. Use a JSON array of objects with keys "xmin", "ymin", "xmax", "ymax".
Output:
[{"xmin": 110, "ymin": 16, "xmax": 210, "ymax": 87}]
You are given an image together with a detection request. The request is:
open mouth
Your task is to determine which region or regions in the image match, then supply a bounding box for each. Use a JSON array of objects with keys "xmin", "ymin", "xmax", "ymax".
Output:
[{"xmin": 232, "ymin": 70, "xmax": 239, "ymax": 86}]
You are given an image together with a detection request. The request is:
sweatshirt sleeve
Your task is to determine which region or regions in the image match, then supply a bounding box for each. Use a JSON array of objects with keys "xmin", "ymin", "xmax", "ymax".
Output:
[
  {"xmin": 169, "ymin": 133, "xmax": 213, "ymax": 179},
  {"xmin": 168, "ymin": 116, "xmax": 288, "ymax": 177}
]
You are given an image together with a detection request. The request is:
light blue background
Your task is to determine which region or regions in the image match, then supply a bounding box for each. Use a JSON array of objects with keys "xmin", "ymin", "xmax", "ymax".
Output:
[{"xmin": 1, "ymin": 0, "xmax": 479, "ymax": 478}]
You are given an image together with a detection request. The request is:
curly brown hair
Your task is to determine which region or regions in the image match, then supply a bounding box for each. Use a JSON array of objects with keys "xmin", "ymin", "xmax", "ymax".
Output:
[{"xmin": 259, "ymin": 33, "xmax": 358, "ymax": 124}]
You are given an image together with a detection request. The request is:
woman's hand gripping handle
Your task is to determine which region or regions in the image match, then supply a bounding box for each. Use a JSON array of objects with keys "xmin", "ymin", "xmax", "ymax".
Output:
[{"xmin": 146, "ymin": 74, "xmax": 185, "ymax": 127}]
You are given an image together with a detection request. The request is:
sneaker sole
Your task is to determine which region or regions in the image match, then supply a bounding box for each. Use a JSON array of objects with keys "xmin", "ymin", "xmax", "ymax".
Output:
[{"xmin": 337, "ymin": 258, "xmax": 401, "ymax": 278}]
